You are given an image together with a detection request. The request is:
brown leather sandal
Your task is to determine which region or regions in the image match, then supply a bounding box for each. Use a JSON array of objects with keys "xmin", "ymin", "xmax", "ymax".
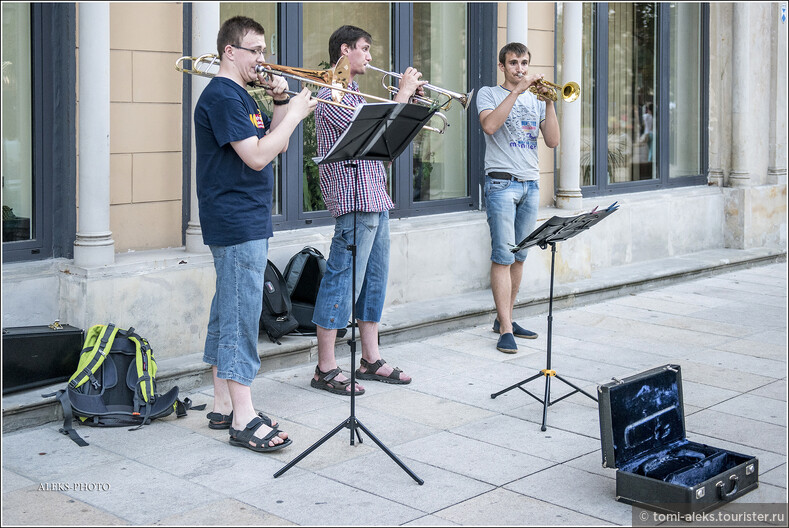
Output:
[
  {"xmin": 355, "ymin": 358, "xmax": 411, "ymax": 385},
  {"xmin": 310, "ymin": 366, "xmax": 365, "ymax": 396}
]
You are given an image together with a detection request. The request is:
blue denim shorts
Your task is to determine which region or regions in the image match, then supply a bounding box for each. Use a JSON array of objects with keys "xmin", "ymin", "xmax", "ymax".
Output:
[
  {"xmin": 203, "ymin": 238, "xmax": 268, "ymax": 385},
  {"xmin": 484, "ymin": 176, "xmax": 540, "ymax": 265},
  {"xmin": 312, "ymin": 211, "xmax": 390, "ymax": 329}
]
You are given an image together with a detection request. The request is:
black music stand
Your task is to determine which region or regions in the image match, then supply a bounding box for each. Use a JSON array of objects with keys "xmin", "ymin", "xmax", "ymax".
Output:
[
  {"xmin": 274, "ymin": 102, "xmax": 436, "ymax": 484},
  {"xmin": 490, "ymin": 202, "xmax": 619, "ymax": 431}
]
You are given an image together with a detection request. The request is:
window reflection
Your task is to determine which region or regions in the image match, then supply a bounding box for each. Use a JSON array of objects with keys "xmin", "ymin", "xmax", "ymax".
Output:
[
  {"xmin": 302, "ymin": 2, "xmax": 393, "ymax": 211},
  {"xmin": 607, "ymin": 2, "xmax": 657, "ymax": 184},
  {"xmin": 2, "ymin": 2, "xmax": 33, "ymax": 242},
  {"xmin": 412, "ymin": 2, "xmax": 468, "ymax": 202},
  {"xmin": 669, "ymin": 3, "xmax": 702, "ymax": 178}
]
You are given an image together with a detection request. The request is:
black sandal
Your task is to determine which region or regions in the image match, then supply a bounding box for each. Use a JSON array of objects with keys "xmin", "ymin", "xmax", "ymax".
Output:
[
  {"xmin": 229, "ymin": 415, "xmax": 291, "ymax": 453},
  {"xmin": 206, "ymin": 411, "xmax": 233, "ymax": 430},
  {"xmin": 310, "ymin": 366, "xmax": 365, "ymax": 396},
  {"xmin": 355, "ymin": 358, "xmax": 411, "ymax": 385},
  {"xmin": 207, "ymin": 411, "xmax": 277, "ymax": 430}
]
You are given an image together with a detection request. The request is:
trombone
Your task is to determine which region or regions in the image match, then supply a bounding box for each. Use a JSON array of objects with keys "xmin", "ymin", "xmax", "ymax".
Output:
[
  {"xmin": 364, "ymin": 64, "xmax": 475, "ymax": 111},
  {"xmin": 175, "ymin": 54, "xmax": 449, "ymax": 134}
]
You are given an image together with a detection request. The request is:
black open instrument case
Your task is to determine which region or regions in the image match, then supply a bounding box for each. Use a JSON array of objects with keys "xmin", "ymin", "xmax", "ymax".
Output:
[{"xmin": 597, "ymin": 364, "xmax": 759, "ymax": 515}]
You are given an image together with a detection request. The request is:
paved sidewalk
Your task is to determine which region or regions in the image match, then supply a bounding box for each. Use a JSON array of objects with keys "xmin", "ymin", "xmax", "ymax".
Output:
[{"xmin": 2, "ymin": 263, "xmax": 787, "ymax": 526}]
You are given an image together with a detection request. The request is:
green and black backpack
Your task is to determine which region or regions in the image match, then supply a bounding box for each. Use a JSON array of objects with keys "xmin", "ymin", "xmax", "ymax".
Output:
[{"xmin": 45, "ymin": 323, "xmax": 203, "ymax": 446}]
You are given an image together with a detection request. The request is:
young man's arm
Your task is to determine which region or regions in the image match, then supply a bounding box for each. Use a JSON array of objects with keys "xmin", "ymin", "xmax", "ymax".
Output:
[
  {"xmin": 540, "ymin": 100, "xmax": 560, "ymax": 149},
  {"xmin": 232, "ymin": 88, "xmax": 316, "ymax": 171}
]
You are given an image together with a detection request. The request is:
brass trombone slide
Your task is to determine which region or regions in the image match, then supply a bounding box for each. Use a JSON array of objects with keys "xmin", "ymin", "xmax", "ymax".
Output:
[
  {"xmin": 175, "ymin": 54, "xmax": 448, "ymax": 133},
  {"xmin": 364, "ymin": 64, "xmax": 474, "ymax": 111}
]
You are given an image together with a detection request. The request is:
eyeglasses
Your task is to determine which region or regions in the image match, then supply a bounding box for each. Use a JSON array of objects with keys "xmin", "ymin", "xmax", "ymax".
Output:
[{"xmin": 232, "ymin": 45, "xmax": 267, "ymax": 59}]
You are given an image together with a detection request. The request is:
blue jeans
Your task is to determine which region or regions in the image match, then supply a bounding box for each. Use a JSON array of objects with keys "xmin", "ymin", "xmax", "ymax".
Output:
[
  {"xmin": 312, "ymin": 211, "xmax": 390, "ymax": 329},
  {"xmin": 484, "ymin": 176, "xmax": 540, "ymax": 265},
  {"xmin": 203, "ymin": 238, "xmax": 268, "ymax": 385}
]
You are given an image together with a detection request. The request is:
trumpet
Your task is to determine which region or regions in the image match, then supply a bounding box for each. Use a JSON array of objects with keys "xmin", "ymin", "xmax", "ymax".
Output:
[
  {"xmin": 364, "ymin": 64, "xmax": 474, "ymax": 111},
  {"xmin": 175, "ymin": 54, "xmax": 448, "ymax": 134},
  {"xmin": 522, "ymin": 75, "xmax": 580, "ymax": 103}
]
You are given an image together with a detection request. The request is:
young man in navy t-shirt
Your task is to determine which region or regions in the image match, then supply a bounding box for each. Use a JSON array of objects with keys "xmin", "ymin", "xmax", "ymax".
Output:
[{"xmin": 194, "ymin": 16, "xmax": 315, "ymax": 453}]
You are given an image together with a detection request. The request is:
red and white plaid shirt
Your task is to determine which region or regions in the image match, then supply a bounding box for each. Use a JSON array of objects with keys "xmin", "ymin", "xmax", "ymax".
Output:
[{"xmin": 315, "ymin": 82, "xmax": 394, "ymax": 218}]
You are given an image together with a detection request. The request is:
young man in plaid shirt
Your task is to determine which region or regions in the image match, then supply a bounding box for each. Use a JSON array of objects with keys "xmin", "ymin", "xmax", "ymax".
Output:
[{"xmin": 310, "ymin": 25, "xmax": 426, "ymax": 396}]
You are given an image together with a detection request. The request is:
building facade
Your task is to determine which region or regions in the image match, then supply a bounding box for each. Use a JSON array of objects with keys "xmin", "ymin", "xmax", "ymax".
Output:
[{"xmin": 2, "ymin": 2, "xmax": 787, "ymax": 360}]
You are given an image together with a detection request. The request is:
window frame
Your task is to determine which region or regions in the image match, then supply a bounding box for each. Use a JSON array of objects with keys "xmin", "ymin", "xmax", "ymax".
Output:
[{"xmin": 581, "ymin": 2, "xmax": 709, "ymax": 198}]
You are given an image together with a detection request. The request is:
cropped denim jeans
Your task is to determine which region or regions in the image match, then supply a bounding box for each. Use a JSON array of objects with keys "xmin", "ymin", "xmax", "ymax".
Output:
[
  {"xmin": 484, "ymin": 176, "xmax": 540, "ymax": 265},
  {"xmin": 312, "ymin": 211, "xmax": 390, "ymax": 329},
  {"xmin": 203, "ymin": 238, "xmax": 268, "ymax": 386}
]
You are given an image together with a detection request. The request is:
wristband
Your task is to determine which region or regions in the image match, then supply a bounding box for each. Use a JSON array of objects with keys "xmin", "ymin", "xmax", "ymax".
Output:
[{"xmin": 272, "ymin": 96, "xmax": 290, "ymax": 106}]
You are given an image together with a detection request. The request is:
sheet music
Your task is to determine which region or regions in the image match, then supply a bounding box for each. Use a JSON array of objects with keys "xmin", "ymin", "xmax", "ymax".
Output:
[{"xmin": 313, "ymin": 102, "xmax": 399, "ymax": 164}]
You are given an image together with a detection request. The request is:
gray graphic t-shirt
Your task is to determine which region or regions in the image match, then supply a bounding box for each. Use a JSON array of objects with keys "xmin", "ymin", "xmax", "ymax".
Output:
[{"xmin": 476, "ymin": 85, "xmax": 546, "ymax": 181}]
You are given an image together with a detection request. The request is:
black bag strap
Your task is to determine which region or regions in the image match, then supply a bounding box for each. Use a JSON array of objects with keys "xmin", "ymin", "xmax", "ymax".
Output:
[
  {"xmin": 263, "ymin": 260, "xmax": 292, "ymax": 315},
  {"xmin": 176, "ymin": 397, "xmax": 206, "ymax": 418},
  {"xmin": 42, "ymin": 389, "xmax": 89, "ymax": 447}
]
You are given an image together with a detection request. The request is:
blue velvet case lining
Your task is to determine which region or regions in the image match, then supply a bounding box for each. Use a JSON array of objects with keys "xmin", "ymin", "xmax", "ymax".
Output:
[{"xmin": 607, "ymin": 366, "xmax": 750, "ymax": 487}]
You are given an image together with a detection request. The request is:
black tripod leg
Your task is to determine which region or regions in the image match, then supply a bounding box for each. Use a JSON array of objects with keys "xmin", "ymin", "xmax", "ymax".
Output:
[
  {"xmin": 490, "ymin": 371, "xmax": 543, "ymax": 399},
  {"xmin": 355, "ymin": 420, "xmax": 424, "ymax": 485},
  {"xmin": 554, "ymin": 374, "xmax": 598, "ymax": 401},
  {"xmin": 541, "ymin": 375, "xmax": 551, "ymax": 432},
  {"xmin": 274, "ymin": 418, "xmax": 351, "ymax": 478}
]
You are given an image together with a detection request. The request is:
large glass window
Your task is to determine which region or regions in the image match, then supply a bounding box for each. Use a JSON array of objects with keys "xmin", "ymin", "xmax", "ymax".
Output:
[
  {"xmin": 568, "ymin": 2, "xmax": 707, "ymax": 196},
  {"xmin": 412, "ymin": 2, "xmax": 468, "ymax": 203},
  {"xmin": 2, "ymin": 2, "xmax": 33, "ymax": 243}
]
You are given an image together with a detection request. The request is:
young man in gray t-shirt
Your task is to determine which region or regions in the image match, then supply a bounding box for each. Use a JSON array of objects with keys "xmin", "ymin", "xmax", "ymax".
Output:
[{"xmin": 477, "ymin": 42, "xmax": 560, "ymax": 354}]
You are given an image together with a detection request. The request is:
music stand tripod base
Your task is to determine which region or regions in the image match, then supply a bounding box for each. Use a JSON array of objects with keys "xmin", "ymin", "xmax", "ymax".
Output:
[
  {"xmin": 274, "ymin": 102, "xmax": 434, "ymax": 485},
  {"xmin": 489, "ymin": 205, "xmax": 618, "ymax": 431}
]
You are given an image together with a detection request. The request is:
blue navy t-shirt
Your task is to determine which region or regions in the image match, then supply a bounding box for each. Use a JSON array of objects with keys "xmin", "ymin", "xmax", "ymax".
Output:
[{"xmin": 194, "ymin": 77, "xmax": 274, "ymax": 246}]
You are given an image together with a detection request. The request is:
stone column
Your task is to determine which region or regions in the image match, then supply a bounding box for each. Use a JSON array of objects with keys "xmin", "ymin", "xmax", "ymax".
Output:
[
  {"xmin": 555, "ymin": 2, "xmax": 583, "ymax": 210},
  {"xmin": 729, "ymin": 3, "xmax": 751, "ymax": 187},
  {"xmin": 706, "ymin": 4, "xmax": 725, "ymax": 187},
  {"xmin": 185, "ymin": 2, "xmax": 219, "ymax": 253},
  {"xmin": 768, "ymin": 2, "xmax": 788, "ymax": 185},
  {"xmin": 507, "ymin": 2, "xmax": 528, "ymax": 46},
  {"xmin": 73, "ymin": 2, "xmax": 114, "ymax": 267}
]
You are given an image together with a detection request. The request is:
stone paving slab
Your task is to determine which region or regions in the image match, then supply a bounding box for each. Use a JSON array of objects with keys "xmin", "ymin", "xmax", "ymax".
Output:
[
  {"xmin": 394, "ymin": 430, "xmax": 555, "ymax": 486},
  {"xmin": 450, "ymin": 413, "xmax": 600, "ymax": 463},
  {"xmin": 749, "ymin": 379, "xmax": 788, "ymax": 401},
  {"xmin": 686, "ymin": 409, "xmax": 787, "ymax": 455},
  {"xmin": 63, "ymin": 458, "xmax": 217, "ymax": 525},
  {"xmin": 709, "ymin": 392, "xmax": 788, "ymax": 426},
  {"xmin": 761, "ymin": 463, "xmax": 787, "ymax": 488},
  {"xmin": 235, "ymin": 470, "xmax": 424, "ymax": 526},
  {"xmin": 316, "ymin": 452, "xmax": 495, "ymax": 514},
  {"xmin": 505, "ymin": 464, "xmax": 634, "ymax": 525},
  {"xmin": 1, "ymin": 485, "xmax": 130, "ymax": 526},
  {"xmin": 432, "ymin": 487, "xmax": 615, "ymax": 526},
  {"xmin": 154, "ymin": 498, "xmax": 295, "ymax": 526}
]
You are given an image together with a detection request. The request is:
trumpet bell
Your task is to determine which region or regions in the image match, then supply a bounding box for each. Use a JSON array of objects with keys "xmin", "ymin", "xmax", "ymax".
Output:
[{"xmin": 562, "ymin": 81, "xmax": 580, "ymax": 103}]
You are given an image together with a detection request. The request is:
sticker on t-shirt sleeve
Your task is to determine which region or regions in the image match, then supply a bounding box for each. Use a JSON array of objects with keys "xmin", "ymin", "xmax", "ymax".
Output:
[{"xmin": 249, "ymin": 110, "xmax": 266, "ymax": 129}]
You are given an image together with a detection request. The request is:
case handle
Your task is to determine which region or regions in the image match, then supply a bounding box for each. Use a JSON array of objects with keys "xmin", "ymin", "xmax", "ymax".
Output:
[{"xmin": 716, "ymin": 474, "xmax": 739, "ymax": 500}]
